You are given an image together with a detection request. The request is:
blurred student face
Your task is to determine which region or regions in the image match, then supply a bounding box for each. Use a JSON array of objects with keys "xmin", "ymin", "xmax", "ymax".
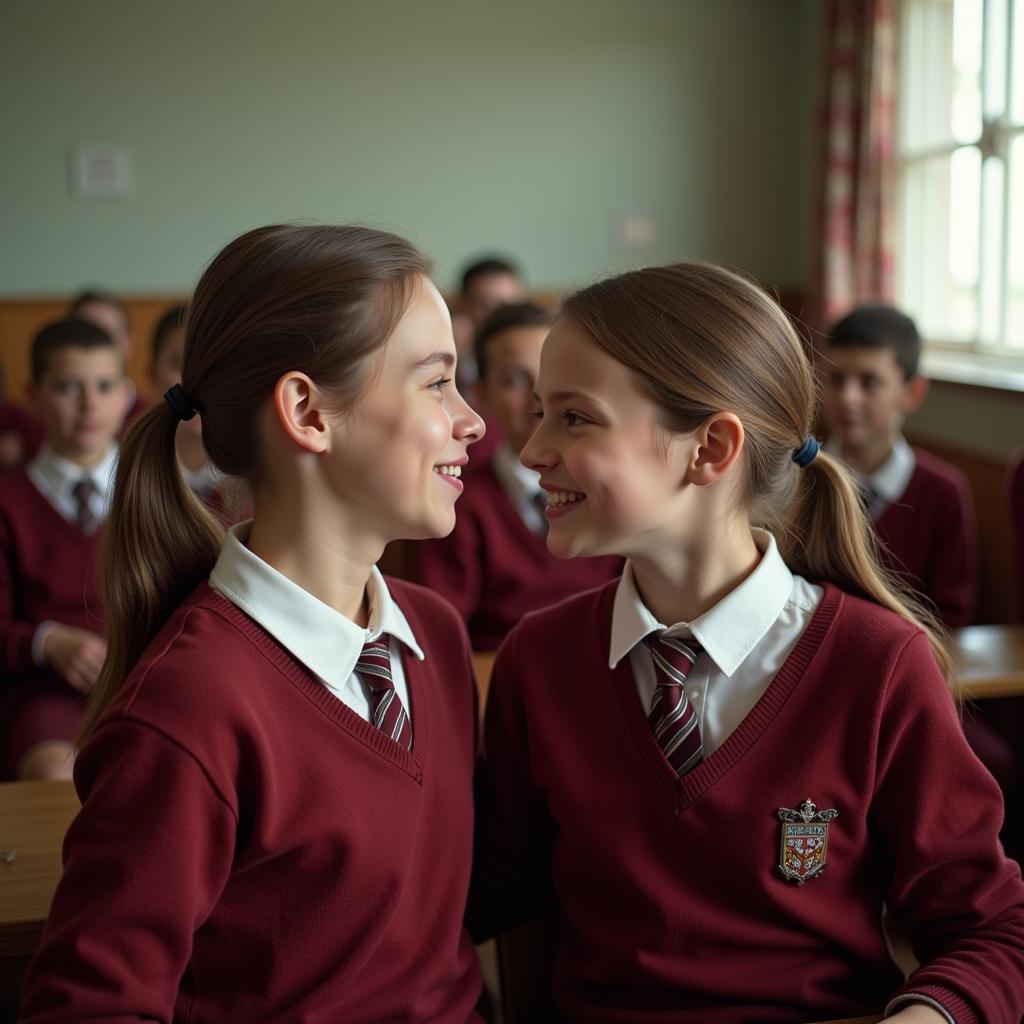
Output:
[
  {"xmin": 151, "ymin": 326, "xmax": 201, "ymax": 438},
  {"xmin": 521, "ymin": 316, "xmax": 691, "ymax": 561},
  {"xmin": 32, "ymin": 347, "xmax": 127, "ymax": 465},
  {"xmin": 819, "ymin": 345, "xmax": 918, "ymax": 456},
  {"xmin": 328, "ymin": 277, "xmax": 485, "ymax": 543},
  {"xmin": 475, "ymin": 325, "xmax": 548, "ymax": 455},
  {"xmin": 463, "ymin": 272, "xmax": 523, "ymax": 329},
  {"xmin": 77, "ymin": 301, "xmax": 132, "ymax": 360}
]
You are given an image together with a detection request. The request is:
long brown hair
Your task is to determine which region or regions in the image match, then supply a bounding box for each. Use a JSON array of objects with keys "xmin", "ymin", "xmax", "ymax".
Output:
[
  {"xmin": 562, "ymin": 262, "xmax": 952, "ymax": 677},
  {"xmin": 81, "ymin": 225, "xmax": 431, "ymax": 744}
]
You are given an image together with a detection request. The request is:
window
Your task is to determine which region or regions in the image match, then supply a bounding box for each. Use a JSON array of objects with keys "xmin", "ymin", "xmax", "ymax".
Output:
[{"xmin": 898, "ymin": 0, "xmax": 1024, "ymax": 353}]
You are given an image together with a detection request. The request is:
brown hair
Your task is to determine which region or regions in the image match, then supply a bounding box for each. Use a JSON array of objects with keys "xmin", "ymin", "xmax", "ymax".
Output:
[
  {"xmin": 30, "ymin": 317, "xmax": 120, "ymax": 383},
  {"xmin": 562, "ymin": 262, "xmax": 952, "ymax": 677},
  {"xmin": 81, "ymin": 224, "xmax": 431, "ymax": 744}
]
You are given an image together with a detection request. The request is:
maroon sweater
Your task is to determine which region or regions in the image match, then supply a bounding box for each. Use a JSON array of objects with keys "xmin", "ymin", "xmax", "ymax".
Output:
[
  {"xmin": 0, "ymin": 402, "xmax": 43, "ymax": 472},
  {"xmin": 469, "ymin": 581, "xmax": 1024, "ymax": 1023},
  {"xmin": 409, "ymin": 461, "xmax": 621, "ymax": 650},
  {"xmin": 0, "ymin": 469, "xmax": 102, "ymax": 677},
  {"xmin": 21, "ymin": 580, "xmax": 483, "ymax": 1024},
  {"xmin": 874, "ymin": 448, "xmax": 977, "ymax": 628}
]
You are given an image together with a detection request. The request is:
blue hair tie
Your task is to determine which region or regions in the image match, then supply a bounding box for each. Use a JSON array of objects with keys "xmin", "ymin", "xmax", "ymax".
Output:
[{"xmin": 792, "ymin": 436, "xmax": 820, "ymax": 468}]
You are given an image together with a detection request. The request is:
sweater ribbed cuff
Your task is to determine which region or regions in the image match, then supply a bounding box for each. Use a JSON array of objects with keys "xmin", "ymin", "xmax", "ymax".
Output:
[{"xmin": 886, "ymin": 986, "xmax": 967, "ymax": 1024}]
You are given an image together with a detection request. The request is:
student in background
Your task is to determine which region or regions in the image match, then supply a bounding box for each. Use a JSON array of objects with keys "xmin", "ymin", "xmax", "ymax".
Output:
[
  {"xmin": 822, "ymin": 304, "xmax": 1015, "ymax": 806},
  {"xmin": 820, "ymin": 305, "xmax": 977, "ymax": 628},
  {"xmin": 409, "ymin": 302, "xmax": 620, "ymax": 650},
  {"xmin": 450, "ymin": 256, "xmax": 524, "ymax": 388},
  {"xmin": 0, "ymin": 359, "xmax": 44, "ymax": 475},
  {"xmin": 0, "ymin": 319, "xmax": 126, "ymax": 780},
  {"xmin": 70, "ymin": 288, "xmax": 146, "ymax": 421},
  {"xmin": 21, "ymin": 225, "xmax": 486, "ymax": 1023},
  {"xmin": 469, "ymin": 263, "xmax": 1024, "ymax": 1023}
]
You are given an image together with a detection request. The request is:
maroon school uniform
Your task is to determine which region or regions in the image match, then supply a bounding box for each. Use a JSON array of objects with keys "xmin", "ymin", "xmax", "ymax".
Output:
[
  {"xmin": 0, "ymin": 402, "xmax": 44, "ymax": 473},
  {"xmin": 21, "ymin": 578, "xmax": 483, "ymax": 1023},
  {"xmin": 0, "ymin": 470, "xmax": 100, "ymax": 772},
  {"xmin": 408, "ymin": 460, "xmax": 621, "ymax": 650},
  {"xmin": 874, "ymin": 448, "xmax": 977, "ymax": 628},
  {"xmin": 470, "ymin": 581, "xmax": 1024, "ymax": 1023}
]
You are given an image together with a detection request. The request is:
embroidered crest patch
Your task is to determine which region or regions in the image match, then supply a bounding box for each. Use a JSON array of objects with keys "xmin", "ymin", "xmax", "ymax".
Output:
[{"xmin": 777, "ymin": 798, "xmax": 838, "ymax": 885}]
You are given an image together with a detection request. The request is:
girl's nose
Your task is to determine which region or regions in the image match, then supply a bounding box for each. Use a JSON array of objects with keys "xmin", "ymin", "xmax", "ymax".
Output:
[{"xmin": 451, "ymin": 388, "xmax": 485, "ymax": 445}]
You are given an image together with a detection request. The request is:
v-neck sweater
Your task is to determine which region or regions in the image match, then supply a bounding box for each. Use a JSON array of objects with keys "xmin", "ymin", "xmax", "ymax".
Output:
[
  {"xmin": 469, "ymin": 581, "xmax": 1024, "ymax": 1024},
  {"xmin": 21, "ymin": 580, "xmax": 483, "ymax": 1024},
  {"xmin": 0, "ymin": 468, "xmax": 103, "ymax": 675},
  {"xmin": 408, "ymin": 460, "xmax": 621, "ymax": 650}
]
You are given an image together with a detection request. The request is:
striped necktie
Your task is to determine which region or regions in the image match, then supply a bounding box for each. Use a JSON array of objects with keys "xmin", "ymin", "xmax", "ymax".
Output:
[
  {"xmin": 72, "ymin": 478, "xmax": 99, "ymax": 534},
  {"xmin": 355, "ymin": 638, "xmax": 412, "ymax": 750},
  {"xmin": 644, "ymin": 632, "xmax": 703, "ymax": 775}
]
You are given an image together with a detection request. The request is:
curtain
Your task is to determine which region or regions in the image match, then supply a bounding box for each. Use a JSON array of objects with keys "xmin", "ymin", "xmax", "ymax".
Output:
[{"xmin": 814, "ymin": 0, "xmax": 898, "ymax": 327}]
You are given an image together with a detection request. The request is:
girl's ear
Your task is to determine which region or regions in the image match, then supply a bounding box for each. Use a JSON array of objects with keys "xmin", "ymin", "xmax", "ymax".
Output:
[
  {"xmin": 272, "ymin": 371, "xmax": 330, "ymax": 454},
  {"xmin": 686, "ymin": 412, "xmax": 745, "ymax": 487}
]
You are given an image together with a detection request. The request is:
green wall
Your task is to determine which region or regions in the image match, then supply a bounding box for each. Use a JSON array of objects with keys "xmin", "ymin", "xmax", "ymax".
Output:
[{"xmin": 0, "ymin": 0, "xmax": 819, "ymax": 296}]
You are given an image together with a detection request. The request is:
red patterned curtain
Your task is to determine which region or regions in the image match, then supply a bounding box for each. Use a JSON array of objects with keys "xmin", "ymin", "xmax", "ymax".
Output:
[{"xmin": 814, "ymin": 0, "xmax": 898, "ymax": 327}]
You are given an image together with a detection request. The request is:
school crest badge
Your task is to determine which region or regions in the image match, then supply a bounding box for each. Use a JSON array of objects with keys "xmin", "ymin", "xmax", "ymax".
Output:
[{"xmin": 777, "ymin": 798, "xmax": 838, "ymax": 885}]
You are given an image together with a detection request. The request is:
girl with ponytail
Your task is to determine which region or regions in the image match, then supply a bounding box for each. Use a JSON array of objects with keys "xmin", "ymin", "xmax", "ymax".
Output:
[
  {"xmin": 469, "ymin": 262, "xmax": 1024, "ymax": 1023},
  {"xmin": 23, "ymin": 225, "xmax": 487, "ymax": 1023}
]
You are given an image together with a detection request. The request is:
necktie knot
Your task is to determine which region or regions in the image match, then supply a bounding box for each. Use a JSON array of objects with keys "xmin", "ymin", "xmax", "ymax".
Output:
[
  {"xmin": 354, "ymin": 637, "xmax": 412, "ymax": 750},
  {"xmin": 644, "ymin": 632, "xmax": 701, "ymax": 684}
]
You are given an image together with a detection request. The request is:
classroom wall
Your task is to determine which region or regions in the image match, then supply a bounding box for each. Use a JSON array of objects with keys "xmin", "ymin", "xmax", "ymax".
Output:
[{"xmin": 0, "ymin": 0, "xmax": 819, "ymax": 298}]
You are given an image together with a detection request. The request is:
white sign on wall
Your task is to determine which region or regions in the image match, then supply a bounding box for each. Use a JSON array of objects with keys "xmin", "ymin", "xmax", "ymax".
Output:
[{"xmin": 69, "ymin": 143, "xmax": 136, "ymax": 198}]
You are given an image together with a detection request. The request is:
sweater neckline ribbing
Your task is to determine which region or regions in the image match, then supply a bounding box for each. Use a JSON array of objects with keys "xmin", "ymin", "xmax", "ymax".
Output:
[{"xmin": 601, "ymin": 581, "xmax": 843, "ymax": 812}]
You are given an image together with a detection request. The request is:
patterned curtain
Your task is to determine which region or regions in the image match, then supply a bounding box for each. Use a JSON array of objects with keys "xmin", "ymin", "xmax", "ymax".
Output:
[{"xmin": 813, "ymin": 0, "xmax": 898, "ymax": 327}]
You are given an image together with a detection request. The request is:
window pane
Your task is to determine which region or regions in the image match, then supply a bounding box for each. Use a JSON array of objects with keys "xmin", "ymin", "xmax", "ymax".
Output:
[
  {"xmin": 899, "ymin": 150, "xmax": 981, "ymax": 341},
  {"xmin": 902, "ymin": 0, "xmax": 982, "ymax": 150},
  {"xmin": 1006, "ymin": 135, "xmax": 1024, "ymax": 344},
  {"xmin": 984, "ymin": 0, "xmax": 1008, "ymax": 119},
  {"xmin": 1012, "ymin": 0, "xmax": 1024, "ymax": 122},
  {"xmin": 979, "ymin": 154, "xmax": 1006, "ymax": 341}
]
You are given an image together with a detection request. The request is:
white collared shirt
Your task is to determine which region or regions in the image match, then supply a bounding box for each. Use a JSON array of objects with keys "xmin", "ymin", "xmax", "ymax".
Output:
[
  {"xmin": 825, "ymin": 435, "xmax": 916, "ymax": 521},
  {"xmin": 609, "ymin": 531, "xmax": 823, "ymax": 758},
  {"xmin": 210, "ymin": 522, "xmax": 424, "ymax": 728},
  {"xmin": 26, "ymin": 443, "xmax": 118, "ymax": 529},
  {"xmin": 491, "ymin": 442, "xmax": 547, "ymax": 536}
]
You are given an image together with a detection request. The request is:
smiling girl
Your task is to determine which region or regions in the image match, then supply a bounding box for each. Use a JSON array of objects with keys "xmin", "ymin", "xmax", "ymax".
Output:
[
  {"xmin": 469, "ymin": 262, "xmax": 1024, "ymax": 1023},
  {"xmin": 22, "ymin": 225, "xmax": 486, "ymax": 1023}
]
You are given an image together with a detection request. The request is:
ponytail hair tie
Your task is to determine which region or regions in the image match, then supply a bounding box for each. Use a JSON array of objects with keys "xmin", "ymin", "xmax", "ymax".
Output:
[
  {"xmin": 792, "ymin": 436, "xmax": 820, "ymax": 468},
  {"xmin": 164, "ymin": 383, "xmax": 197, "ymax": 422}
]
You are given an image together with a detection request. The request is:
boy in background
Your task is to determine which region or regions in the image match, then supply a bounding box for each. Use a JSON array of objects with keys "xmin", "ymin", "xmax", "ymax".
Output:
[
  {"xmin": 409, "ymin": 302, "xmax": 620, "ymax": 650},
  {"xmin": 0, "ymin": 318, "xmax": 126, "ymax": 779},
  {"xmin": 450, "ymin": 257, "xmax": 524, "ymax": 390},
  {"xmin": 70, "ymin": 288, "xmax": 145, "ymax": 421},
  {"xmin": 820, "ymin": 305, "xmax": 977, "ymax": 628}
]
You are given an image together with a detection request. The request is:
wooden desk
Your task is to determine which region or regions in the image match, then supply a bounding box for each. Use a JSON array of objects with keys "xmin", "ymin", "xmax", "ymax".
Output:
[
  {"xmin": 953, "ymin": 624, "xmax": 1024, "ymax": 700},
  {"xmin": 472, "ymin": 650, "xmax": 496, "ymax": 711},
  {"xmin": 0, "ymin": 780, "xmax": 78, "ymax": 957}
]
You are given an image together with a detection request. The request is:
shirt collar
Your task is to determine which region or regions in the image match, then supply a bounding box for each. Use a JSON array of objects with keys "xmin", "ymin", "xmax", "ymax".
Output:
[
  {"xmin": 863, "ymin": 435, "xmax": 915, "ymax": 504},
  {"xmin": 209, "ymin": 522, "xmax": 424, "ymax": 688},
  {"xmin": 609, "ymin": 529, "xmax": 794, "ymax": 677},
  {"xmin": 491, "ymin": 442, "xmax": 542, "ymax": 501},
  {"xmin": 822, "ymin": 435, "xmax": 915, "ymax": 505},
  {"xmin": 32, "ymin": 443, "xmax": 118, "ymax": 500}
]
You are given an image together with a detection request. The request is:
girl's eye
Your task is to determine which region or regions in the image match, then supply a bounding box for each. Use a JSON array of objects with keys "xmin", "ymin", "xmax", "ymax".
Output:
[
  {"xmin": 429, "ymin": 377, "xmax": 453, "ymax": 393},
  {"xmin": 563, "ymin": 410, "xmax": 589, "ymax": 427}
]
